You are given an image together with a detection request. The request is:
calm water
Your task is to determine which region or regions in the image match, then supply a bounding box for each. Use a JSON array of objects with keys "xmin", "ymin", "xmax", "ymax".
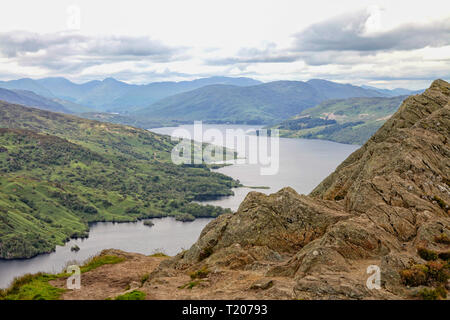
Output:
[
  {"xmin": 0, "ymin": 124, "xmax": 358, "ymax": 288},
  {"xmin": 0, "ymin": 217, "xmax": 211, "ymax": 288},
  {"xmin": 152, "ymin": 124, "xmax": 359, "ymax": 210}
]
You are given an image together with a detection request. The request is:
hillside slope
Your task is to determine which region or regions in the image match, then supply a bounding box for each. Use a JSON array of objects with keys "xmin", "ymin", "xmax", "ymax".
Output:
[
  {"xmin": 137, "ymin": 80, "xmax": 386, "ymax": 124},
  {"xmin": 145, "ymin": 80, "xmax": 449, "ymax": 300},
  {"xmin": 272, "ymin": 96, "xmax": 406, "ymax": 144},
  {"xmin": 106, "ymin": 76, "xmax": 262, "ymax": 112},
  {"xmin": 0, "ymin": 78, "xmax": 55, "ymax": 97},
  {"xmin": 0, "ymin": 102, "xmax": 238, "ymax": 259},
  {"xmin": 1, "ymin": 76, "xmax": 261, "ymax": 112},
  {"xmin": 0, "ymin": 89, "xmax": 72, "ymax": 114}
]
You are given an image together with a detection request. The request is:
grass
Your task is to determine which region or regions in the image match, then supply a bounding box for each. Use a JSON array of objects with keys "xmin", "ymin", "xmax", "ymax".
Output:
[
  {"xmin": 148, "ymin": 249, "xmax": 169, "ymax": 258},
  {"xmin": 79, "ymin": 255, "xmax": 125, "ymax": 273},
  {"xmin": 114, "ymin": 290, "xmax": 146, "ymax": 300},
  {"xmin": 177, "ymin": 266, "xmax": 211, "ymax": 290},
  {"xmin": 190, "ymin": 266, "xmax": 210, "ymax": 280},
  {"xmin": 434, "ymin": 233, "xmax": 450, "ymax": 245},
  {"xmin": 0, "ymin": 273, "xmax": 65, "ymax": 300},
  {"xmin": 148, "ymin": 252, "xmax": 169, "ymax": 258},
  {"xmin": 178, "ymin": 280, "xmax": 201, "ymax": 290},
  {"xmin": 0, "ymin": 102, "xmax": 238, "ymax": 259},
  {"xmin": 0, "ymin": 253, "xmax": 127, "ymax": 300},
  {"xmin": 272, "ymin": 96, "xmax": 405, "ymax": 144}
]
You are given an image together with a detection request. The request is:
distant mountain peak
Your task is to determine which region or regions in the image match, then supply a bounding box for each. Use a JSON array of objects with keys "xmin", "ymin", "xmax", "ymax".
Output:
[{"xmin": 102, "ymin": 77, "xmax": 121, "ymax": 83}]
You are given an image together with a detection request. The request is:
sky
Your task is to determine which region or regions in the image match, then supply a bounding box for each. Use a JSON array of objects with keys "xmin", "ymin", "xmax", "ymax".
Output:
[{"xmin": 0, "ymin": 0, "xmax": 449, "ymax": 89}]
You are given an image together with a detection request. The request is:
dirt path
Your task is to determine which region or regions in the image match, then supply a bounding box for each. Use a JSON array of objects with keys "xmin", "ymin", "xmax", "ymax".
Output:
[
  {"xmin": 51, "ymin": 250, "xmax": 166, "ymax": 300},
  {"xmin": 50, "ymin": 249, "xmax": 397, "ymax": 300},
  {"xmin": 50, "ymin": 249, "xmax": 296, "ymax": 300}
]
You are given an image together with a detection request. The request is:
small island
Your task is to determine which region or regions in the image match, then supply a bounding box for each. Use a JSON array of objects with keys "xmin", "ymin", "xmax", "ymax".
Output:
[{"xmin": 143, "ymin": 220, "xmax": 155, "ymax": 227}]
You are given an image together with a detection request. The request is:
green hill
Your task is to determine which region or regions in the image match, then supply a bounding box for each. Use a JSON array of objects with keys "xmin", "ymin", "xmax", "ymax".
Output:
[
  {"xmin": 1, "ymin": 76, "xmax": 261, "ymax": 112},
  {"xmin": 0, "ymin": 87, "xmax": 94, "ymax": 114},
  {"xmin": 0, "ymin": 101, "xmax": 238, "ymax": 259},
  {"xmin": 272, "ymin": 96, "xmax": 407, "ymax": 144},
  {"xmin": 135, "ymin": 80, "xmax": 387, "ymax": 125},
  {"xmin": 0, "ymin": 88, "xmax": 72, "ymax": 114}
]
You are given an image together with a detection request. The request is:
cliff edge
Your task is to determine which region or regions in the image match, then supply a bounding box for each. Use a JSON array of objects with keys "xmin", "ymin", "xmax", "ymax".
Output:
[{"xmin": 148, "ymin": 80, "xmax": 449, "ymax": 300}]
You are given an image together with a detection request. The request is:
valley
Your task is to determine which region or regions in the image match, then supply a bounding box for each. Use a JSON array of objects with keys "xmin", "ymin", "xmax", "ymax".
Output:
[
  {"xmin": 0, "ymin": 123, "xmax": 357, "ymax": 288},
  {"xmin": 272, "ymin": 95, "xmax": 407, "ymax": 144},
  {"xmin": 1, "ymin": 79, "xmax": 447, "ymax": 301},
  {"xmin": 0, "ymin": 102, "xmax": 238, "ymax": 259}
]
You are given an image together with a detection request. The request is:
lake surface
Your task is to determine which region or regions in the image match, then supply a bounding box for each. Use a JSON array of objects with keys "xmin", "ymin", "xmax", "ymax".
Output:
[
  {"xmin": 0, "ymin": 124, "xmax": 358, "ymax": 289},
  {"xmin": 152, "ymin": 124, "xmax": 359, "ymax": 211},
  {"xmin": 0, "ymin": 218, "xmax": 211, "ymax": 288}
]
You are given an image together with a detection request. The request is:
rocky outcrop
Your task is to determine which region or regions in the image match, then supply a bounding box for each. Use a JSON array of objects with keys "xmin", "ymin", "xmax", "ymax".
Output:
[{"xmin": 152, "ymin": 80, "xmax": 450, "ymax": 299}]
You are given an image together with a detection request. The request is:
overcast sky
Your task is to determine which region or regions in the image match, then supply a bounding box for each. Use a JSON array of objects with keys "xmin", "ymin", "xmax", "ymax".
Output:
[{"xmin": 0, "ymin": 0, "xmax": 449, "ymax": 89}]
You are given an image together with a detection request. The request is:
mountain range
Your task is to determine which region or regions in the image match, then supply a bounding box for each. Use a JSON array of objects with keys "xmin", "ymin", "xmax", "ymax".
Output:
[
  {"xmin": 0, "ymin": 76, "xmax": 424, "ymax": 129},
  {"xmin": 135, "ymin": 79, "xmax": 404, "ymax": 124},
  {"xmin": 0, "ymin": 76, "xmax": 261, "ymax": 112},
  {"xmin": 361, "ymin": 85, "xmax": 424, "ymax": 97},
  {"xmin": 0, "ymin": 88, "xmax": 71, "ymax": 114}
]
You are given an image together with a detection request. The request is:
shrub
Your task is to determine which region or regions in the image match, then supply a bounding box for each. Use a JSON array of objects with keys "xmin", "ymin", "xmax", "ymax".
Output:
[
  {"xmin": 400, "ymin": 265, "xmax": 428, "ymax": 286},
  {"xmin": 417, "ymin": 288, "xmax": 439, "ymax": 300},
  {"xmin": 190, "ymin": 266, "xmax": 210, "ymax": 280},
  {"xmin": 434, "ymin": 233, "xmax": 450, "ymax": 245},
  {"xmin": 417, "ymin": 286, "xmax": 447, "ymax": 300},
  {"xmin": 432, "ymin": 196, "xmax": 447, "ymax": 209},
  {"xmin": 140, "ymin": 274, "xmax": 149, "ymax": 285},
  {"xmin": 435, "ymin": 286, "xmax": 447, "ymax": 299},
  {"xmin": 401, "ymin": 260, "xmax": 449, "ymax": 288},
  {"xmin": 148, "ymin": 252, "xmax": 168, "ymax": 258},
  {"xmin": 417, "ymin": 247, "xmax": 438, "ymax": 261},
  {"xmin": 143, "ymin": 220, "xmax": 154, "ymax": 227},
  {"xmin": 438, "ymin": 251, "xmax": 450, "ymax": 261},
  {"xmin": 426, "ymin": 261, "xmax": 449, "ymax": 283}
]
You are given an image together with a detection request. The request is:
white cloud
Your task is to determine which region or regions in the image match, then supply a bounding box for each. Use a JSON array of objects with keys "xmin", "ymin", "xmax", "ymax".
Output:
[{"xmin": 0, "ymin": 0, "xmax": 449, "ymax": 88}]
